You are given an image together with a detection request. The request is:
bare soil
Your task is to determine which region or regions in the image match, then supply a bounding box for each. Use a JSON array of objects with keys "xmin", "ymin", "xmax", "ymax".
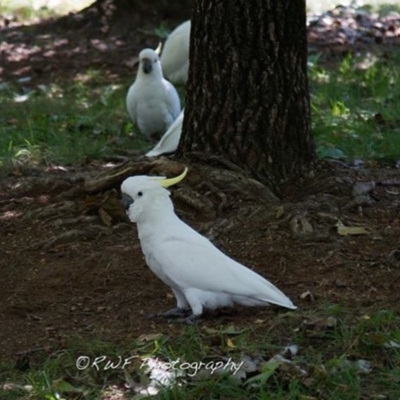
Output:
[{"xmin": 1, "ymin": 4, "xmax": 400, "ymax": 366}]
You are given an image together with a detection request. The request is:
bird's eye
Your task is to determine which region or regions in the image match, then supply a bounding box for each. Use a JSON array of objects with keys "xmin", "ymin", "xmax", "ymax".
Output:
[{"xmin": 138, "ymin": 191, "xmax": 143, "ymax": 197}]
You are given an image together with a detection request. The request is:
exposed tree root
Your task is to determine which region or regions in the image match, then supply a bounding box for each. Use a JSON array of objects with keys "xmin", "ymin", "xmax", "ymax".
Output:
[
  {"xmin": 195, "ymin": 181, "xmax": 228, "ymax": 215},
  {"xmin": 24, "ymin": 226, "xmax": 110, "ymax": 251},
  {"xmin": 173, "ymin": 188, "xmax": 216, "ymax": 218},
  {"xmin": 9, "ymin": 155, "xmax": 381, "ymax": 252},
  {"xmin": 84, "ymin": 157, "xmax": 280, "ymax": 209},
  {"xmin": 83, "ymin": 158, "xmax": 185, "ymax": 193},
  {"xmin": 184, "ymin": 151, "xmax": 247, "ymax": 174},
  {"xmin": 28, "ymin": 201, "xmax": 78, "ymax": 220},
  {"xmin": 82, "ymin": 157, "xmax": 349, "ymax": 243},
  {"xmin": 48, "ymin": 215, "xmax": 99, "ymax": 228}
]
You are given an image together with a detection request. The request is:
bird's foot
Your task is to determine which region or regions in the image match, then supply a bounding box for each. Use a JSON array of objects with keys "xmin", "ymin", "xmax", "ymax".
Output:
[
  {"xmin": 147, "ymin": 307, "xmax": 190, "ymax": 319},
  {"xmin": 166, "ymin": 314, "xmax": 201, "ymax": 325},
  {"xmin": 184, "ymin": 314, "xmax": 201, "ymax": 325}
]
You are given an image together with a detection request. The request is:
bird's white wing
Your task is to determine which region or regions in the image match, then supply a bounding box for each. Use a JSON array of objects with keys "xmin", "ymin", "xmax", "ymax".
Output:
[
  {"xmin": 126, "ymin": 84, "xmax": 138, "ymax": 123},
  {"xmin": 151, "ymin": 231, "xmax": 296, "ymax": 309},
  {"xmin": 163, "ymin": 80, "xmax": 181, "ymax": 122},
  {"xmin": 146, "ymin": 110, "xmax": 184, "ymax": 157},
  {"xmin": 160, "ymin": 21, "xmax": 190, "ymax": 83}
]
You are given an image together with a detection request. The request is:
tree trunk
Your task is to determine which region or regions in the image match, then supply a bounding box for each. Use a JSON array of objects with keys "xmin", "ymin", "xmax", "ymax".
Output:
[{"xmin": 179, "ymin": 0, "xmax": 315, "ymax": 195}]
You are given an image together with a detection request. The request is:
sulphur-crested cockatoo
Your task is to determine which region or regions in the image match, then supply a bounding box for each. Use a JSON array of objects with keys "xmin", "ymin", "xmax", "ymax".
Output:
[
  {"xmin": 146, "ymin": 109, "xmax": 184, "ymax": 157},
  {"xmin": 160, "ymin": 20, "xmax": 190, "ymax": 84},
  {"xmin": 126, "ymin": 48, "xmax": 181, "ymax": 139},
  {"xmin": 121, "ymin": 168, "xmax": 297, "ymax": 323}
]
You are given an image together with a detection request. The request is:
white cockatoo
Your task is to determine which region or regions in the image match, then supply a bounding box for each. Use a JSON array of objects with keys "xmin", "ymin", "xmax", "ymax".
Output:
[
  {"xmin": 121, "ymin": 168, "xmax": 297, "ymax": 323},
  {"xmin": 126, "ymin": 48, "xmax": 181, "ymax": 140},
  {"xmin": 146, "ymin": 109, "xmax": 184, "ymax": 157},
  {"xmin": 160, "ymin": 20, "xmax": 191, "ymax": 84}
]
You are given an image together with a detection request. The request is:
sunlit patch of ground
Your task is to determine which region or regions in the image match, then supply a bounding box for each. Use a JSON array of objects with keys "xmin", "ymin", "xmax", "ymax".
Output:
[{"xmin": 1, "ymin": 0, "xmax": 95, "ymax": 14}]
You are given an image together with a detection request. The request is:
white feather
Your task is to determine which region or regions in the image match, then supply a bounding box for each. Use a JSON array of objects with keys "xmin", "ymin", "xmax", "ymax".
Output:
[
  {"xmin": 160, "ymin": 20, "xmax": 191, "ymax": 84},
  {"xmin": 146, "ymin": 109, "xmax": 184, "ymax": 157},
  {"xmin": 126, "ymin": 48, "xmax": 181, "ymax": 139},
  {"xmin": 121, "ymin": 175, "xmax": 297, "ymax": 318}
]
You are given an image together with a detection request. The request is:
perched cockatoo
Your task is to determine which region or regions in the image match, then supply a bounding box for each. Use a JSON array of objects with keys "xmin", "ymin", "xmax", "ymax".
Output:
[
  {"xmin": 126, "ymin": 48, "xmax": 181, "ymax": 140},
  {"xmin": 160, "ymin": 20, "xmax": 191, "ymax": 84},
  {"xmin": 121, "ymin": 168, "xmax": 297, "ymax": 323},
  {"xmin": 146, "ymin": 109, "xmax": 184, "ymax": 157}
]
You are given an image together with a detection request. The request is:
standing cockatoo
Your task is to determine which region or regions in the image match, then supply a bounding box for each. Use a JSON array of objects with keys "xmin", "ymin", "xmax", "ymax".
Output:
[
  {"xmin": 146, "ymin": 109, "xmax": 184, "ymax": 157},
  {"xmin": 160, "ymin": 20, "xmax": 191, "ymax": 84},
  {"xmin": 126, "ymin": 48, "xmax": 181, "ymax": 140},
  {"xmin": 121, "ymin": 168, "xmax": 297, "ymax": 323}
]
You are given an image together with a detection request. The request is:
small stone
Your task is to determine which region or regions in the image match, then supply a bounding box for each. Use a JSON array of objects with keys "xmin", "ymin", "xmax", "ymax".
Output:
[{"xmin": 334, "ymin": 279, "xmax": 347, "ymax": 288}]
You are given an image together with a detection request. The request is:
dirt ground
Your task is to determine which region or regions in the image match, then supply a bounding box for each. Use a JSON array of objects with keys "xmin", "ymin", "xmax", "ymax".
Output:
[{"xmin": 1, "ymin": 4, "xmax": 400, "ymax": 365}]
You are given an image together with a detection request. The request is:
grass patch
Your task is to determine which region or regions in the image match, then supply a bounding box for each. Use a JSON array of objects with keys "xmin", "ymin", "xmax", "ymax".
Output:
[
  {"xmin": 2, "ymin": 1, "xmax": 400, "ymax": 166},
  {"xmin": 309, "ymin": 51, "xmax": 400, "ymax": 161},
  {"xmin": 1, "ymin": 307, "xmax": 399, "ymax": 399},
  {"xmin": 0, "ymin": 73, "xmax": 150, "ymax": 167},
  {"xmin": 0, "ymin": 0, "xmax": 94, "ymax": 21},
  {"xmin": 2, "ymin": 51, "xmax": 400, "ymax": 167}
]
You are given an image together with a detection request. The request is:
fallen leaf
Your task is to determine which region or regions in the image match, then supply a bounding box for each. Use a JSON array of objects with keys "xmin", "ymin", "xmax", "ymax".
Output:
[
  {"xmin": 99, "ymin": 208, "xmax": 112, "ymax": 226},
  {"xmin": 355, "ymin": 359, "xmax": 372, "ymax": 374},
  {"xmin": 281, "ymin": 344, "xmax": 299, "ymax": 357},
  {"xmin": 85, "ymin": 189, "xmax": 128, "ymax": 224},
  {"xmin": 384, "ymin": 340, "xmax": 400, "ymax": 349},
  {"xmin": 334, "ymin": 279, "xmax": 347, "ymax": 288},
  {"xmin": 336, "ymin": 220, "xmax": 371, "ymax": 236},
  {"xmin": 362, "ymin": 332, "xmax": 388, "ymax": 346},
  {"xmin": 290, "ymin": 215, "xmax": 313, "ymax": 236},
  {"xmin": 237, "ymin": 354, "xmax": 261, "ymax": 373},
  {"xmin": 52, "ymin": 379, "xmax": 83, "ymax": 394},
  {"xmin": 45, "ymin": 165, "xmax": 68, "ymax": 173},
  {"xmin": 385, "ymin": 189, "xmax": 399, "ymax": 195},
  {"xmin": 303, "ymin": 316, "xmax": 337, "ymax": 330},
  {"xmin": 226, "ymin": 338, "xmax": 236, "ymax": 348},
  {"xmin": 3, "ymin": 383, "xmax": 32, "ymax": 392},
  {"xmin": 203, "ymin": 325, "xmax": 247, "ymax": 335},
  {"xmin": 275, "ymin": 206, "xmax": 285, "ymax": 219},
  {"xmin": 136, "ymin": 333, "xmax": 164, "ymax": 342},
  {"xmin": 337, "ymin": 225, "xmax": 370, "ymax": 235},
  {"xmin": 352, "ymin": 181, "xmax": 376, "ymax": 197},
  {"xmin": 312, "ymin": 364, "xmax": 328, "ymax": 380},
  {"xmin": 300, "ymin": 290, "xmax": 314, "ymax": 301}
]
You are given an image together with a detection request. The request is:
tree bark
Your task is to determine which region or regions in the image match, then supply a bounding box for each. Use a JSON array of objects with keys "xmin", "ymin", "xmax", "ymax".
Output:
[{"xmin": 179, "ymin": 0, "xmax": 315, "ymax": 195}]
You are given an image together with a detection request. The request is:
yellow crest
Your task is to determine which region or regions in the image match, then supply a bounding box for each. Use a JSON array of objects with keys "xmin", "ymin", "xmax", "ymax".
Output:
[
  {"xmin": 160, "ymin": 167, "xmax": 188, "ymax": 188},
  {"xmin": 155, "ymin": 42, "xmax": 163, "ymax": 55}
]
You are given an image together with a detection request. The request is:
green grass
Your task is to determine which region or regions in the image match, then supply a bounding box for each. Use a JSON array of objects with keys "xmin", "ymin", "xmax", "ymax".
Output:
[
  {"xmin": 0, "ymin": 72, "xmax": 150, "ymax": 167},
  {"xmin": 309, "ymin": 51, "xmax": 400, "ymax": 161},
  {"xmin": 1, "ymin": 307, "xmax": 399, "ymax": 399},
  {"xmin": 2, "ymin": 50, "xmax": 400, "ymax": 167}
]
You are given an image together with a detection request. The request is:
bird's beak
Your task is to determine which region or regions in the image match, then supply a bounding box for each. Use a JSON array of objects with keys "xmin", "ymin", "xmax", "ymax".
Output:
[
  {"xmin": 142, "ymin": 58, "xmax": 153, "ymax": 74},
  {"xmin": 121, "ymin": 194, "xmax": 134, "ymax": 210}
]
